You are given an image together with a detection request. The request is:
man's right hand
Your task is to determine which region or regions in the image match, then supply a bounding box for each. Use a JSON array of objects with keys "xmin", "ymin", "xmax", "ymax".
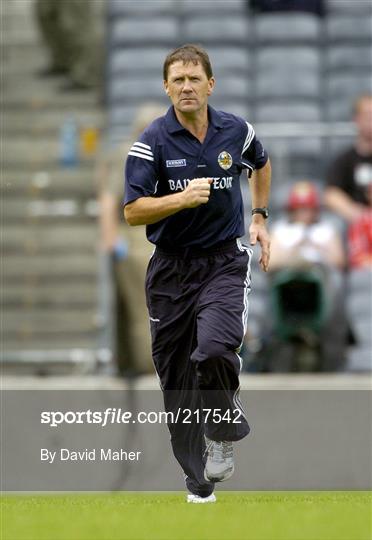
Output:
[
  {"xmin": 181, "ymin": 178, "xmax": 213, "ymax": 208},
  {"xmin": 125, "ymin": 178, "xmax": 213, "ymax": 226}
]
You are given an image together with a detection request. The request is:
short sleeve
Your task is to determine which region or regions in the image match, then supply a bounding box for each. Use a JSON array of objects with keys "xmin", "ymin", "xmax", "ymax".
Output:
[
  {"xmin": 240, "ymin": 122, "xmax": 269, "ymax": 176},
  {"xmin": 124, "ymin": 131, "xmax": 158, "ymax": 206}
]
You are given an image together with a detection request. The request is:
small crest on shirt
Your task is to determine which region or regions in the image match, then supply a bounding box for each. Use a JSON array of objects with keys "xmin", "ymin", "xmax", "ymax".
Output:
[
  {"xmin": 218, "ymin": 151, "xmax": 233, "ymax": 170},
  {"xmin": 166, "ymin": 159, "xmax": 186, "ymax": 168}
]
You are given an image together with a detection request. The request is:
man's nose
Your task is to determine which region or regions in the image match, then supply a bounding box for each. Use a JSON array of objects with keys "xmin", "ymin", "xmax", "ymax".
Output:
[{"xmin": 182, "ymin": 79, "xmax": 192, "ymax": 92}]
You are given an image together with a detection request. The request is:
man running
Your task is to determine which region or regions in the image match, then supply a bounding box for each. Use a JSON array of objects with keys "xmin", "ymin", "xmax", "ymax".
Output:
[{"xmin": 124, "ymin": 44, "xmax": 271, "ymax": 503}]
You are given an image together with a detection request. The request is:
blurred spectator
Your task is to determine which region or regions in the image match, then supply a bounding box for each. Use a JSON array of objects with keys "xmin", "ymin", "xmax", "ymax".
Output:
[
  {"xmin": 98, "ymin": 104, "xmax": 166, "ymax": 375},
  {"xmin": 346, "ymin": 184, "xmax": 372, "ymax": 370},
  {"xmin": 35, "ymin": 0, "xmax": 102, "ymax": 90},
  {"xmin": 325, "ymin": 95, "xmax": 372, "ymax": 223},
  {"xmin": 270, "ymin": 182, "xmax": 344, "ymax": 271},
  {"xmin": 266, "ymin": 181, "xmax": 347, "ymax": 371},
  {"xmin": 348, "ymin": 184, "xmax": 372, "ymax": 270},
  {"xmin": 249, "ymin": 0, "xmax": 325, "ymax": 15}
]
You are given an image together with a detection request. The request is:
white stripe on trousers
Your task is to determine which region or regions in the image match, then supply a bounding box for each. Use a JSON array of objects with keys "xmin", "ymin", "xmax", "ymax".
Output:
[
  {"xmin": 230, "ymin": 239, "xmax": 252, "ymax": 422},
  {"xmin": 236, "ymin": 238, "xmax": 253, "ymax": 364}
]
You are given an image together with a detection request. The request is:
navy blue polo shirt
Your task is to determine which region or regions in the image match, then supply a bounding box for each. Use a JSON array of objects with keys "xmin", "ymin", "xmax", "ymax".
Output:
[{"xmin": 124, "ymin": 106, "xmax": 268, "ymax": 250}]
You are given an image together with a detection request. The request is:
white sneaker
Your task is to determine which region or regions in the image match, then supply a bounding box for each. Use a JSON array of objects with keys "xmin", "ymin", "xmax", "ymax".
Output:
[
  {"xmin": 204, "ymin": 437, "xmax": 234, "ymax": 482},
  {"xmin": 186, "ymin": 493, "xmax": 216, "ymax": 504}
]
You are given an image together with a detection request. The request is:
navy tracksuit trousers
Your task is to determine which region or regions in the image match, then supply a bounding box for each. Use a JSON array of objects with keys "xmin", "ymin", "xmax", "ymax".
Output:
[{"xmin": 145, "ymin": 239, "xmax": 252, "ymax": 497}]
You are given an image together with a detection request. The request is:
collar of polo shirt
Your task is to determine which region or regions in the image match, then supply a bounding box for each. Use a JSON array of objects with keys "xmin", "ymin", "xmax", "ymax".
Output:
[{"xmin": 164, "ymin": 105, "xmax": 224, "ymax": 134}]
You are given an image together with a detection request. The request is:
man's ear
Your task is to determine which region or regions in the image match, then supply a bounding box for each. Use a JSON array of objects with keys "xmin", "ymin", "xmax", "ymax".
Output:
[
  {"xmin": 164, "ymin": 80, "xmax": 170, "ymax": 96},
  {"xmin": 207, "ymin": 77, "xmax": 215, "ymax": 96}
]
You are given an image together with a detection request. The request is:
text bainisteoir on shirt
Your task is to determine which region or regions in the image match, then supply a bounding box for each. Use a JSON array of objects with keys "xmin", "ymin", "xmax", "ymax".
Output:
[{"xmin": 124, "ymin": 106, "xmax": 268, "ymax": 250}]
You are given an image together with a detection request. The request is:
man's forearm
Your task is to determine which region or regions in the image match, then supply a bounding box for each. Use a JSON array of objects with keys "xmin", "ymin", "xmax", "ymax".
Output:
[
  {"xmin": 124, "ymin": 192, "xmax": 184, "ymax": 226},
  {"xmin": 124, "ymin": 177, "xmax": 212, "ymax": 226},
  {"xmin": 324, "ymin": 186, "xmax": 364, "ymax": 222},
  {"xmin": 247, "ymin": 160, "xmax": 272, "ymax": 272},
  {"xmin": 249, "ymin": 159, "xmax": 271, "ymax": 210}
]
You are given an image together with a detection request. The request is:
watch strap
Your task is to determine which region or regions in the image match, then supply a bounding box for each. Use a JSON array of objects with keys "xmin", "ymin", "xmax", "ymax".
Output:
[{"xmin": 252, "ymin": 207, "xmax": 269, "ymax": 219}]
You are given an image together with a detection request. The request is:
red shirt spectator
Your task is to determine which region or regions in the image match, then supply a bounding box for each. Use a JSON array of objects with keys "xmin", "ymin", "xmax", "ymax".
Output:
[{"xmin": 348, "ymin": 209, "xmax": 372, "ymax": 269}]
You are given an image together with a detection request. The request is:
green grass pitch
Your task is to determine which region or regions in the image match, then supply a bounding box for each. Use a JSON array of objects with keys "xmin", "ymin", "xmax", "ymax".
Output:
[{"xmin": 1, "ymin": 492, "xmax": 371, "ymax": 540}]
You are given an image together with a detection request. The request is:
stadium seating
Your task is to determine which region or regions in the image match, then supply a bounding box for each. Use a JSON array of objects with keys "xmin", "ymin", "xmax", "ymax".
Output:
[
  {"xmin": 256, "ymin": 46, "xmax": 321, "ymax": 71},
  {"xmin": 326, "ymin": 0, "xmax": 372, "ymax": 14},
  {"xmin": 255, "ymin": 102, "xmax": 321, "ymax": 123},
  {"xmin": 324, "ymin": 17, "xmax": 371, "ymax": 122},
  {"xmin": 256, "ymin": 71, "xmax": 320, "ymax": 99},
  {"xmin": 347, "ymin": 269, "xmax": 372, "ymax": 371},
  {"xmin": 325, "ymin": 99, "xmax": 354, "ymax": 122},
  {"xmin": 108, "ymin": 104, "xmax": 142, "ymax": 127},
  {"xmin": 5, "ymin": 0, "xmax": 372, "ymax": 374},
  {"xmin": 326, "ymin": 15, "xmax": 372, "ymax": 42},
  {"xmin": 212, "ymin": 75, "xmax": 252, "ymax": 101},
  {"xmin": 325, "ymin": 73, "xmax": 372, "ymax": 100},
  {"xmin": 109, "ymin": 0, "xmax": 178, "ymax": 17},
  {"xmin": 109, "ymin": 48, "xmax": 170, "ymax": 76},
  {"xmin": 287, "ymin": 136, "xmax": 323, "ymax": 157},
  {"xmin": 207, "ymin": 47, "xmax": 252, "ymax": 75},
  {"xmin": 210, "ymin": 101, "xmax": 251, "ymax": 120},
  {"xmin": 183, "ymin": 17, "xmax": 251, "ymax": 45},
  {"xmin": 106, "ymin": 0, "xmax": 371, "ymax": 143},
  {"xmin": 181, "ymin": 0, "xmax": 246, "ymax": 14},
  {"xmin": 326, "ymin": 45, "xmax": 372, "ymax": 71},
  {"xmin": 254, "ymin": 13, "xmax": 321, "ymax": 43},
  {"xmin": 109, "ymin": 78, "xmax": 166, "ymax": 101},
  {"xmin": 110, "ymin": 17, "xmax": 179, "ymax": 46},
  {"xmin": 254, "ymin": 45, "xmax": 321, "ymax": 124}
]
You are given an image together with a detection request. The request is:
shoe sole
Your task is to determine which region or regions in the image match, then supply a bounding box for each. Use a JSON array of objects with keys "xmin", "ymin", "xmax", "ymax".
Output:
[{"xmin": 187, "ymin": 494, "xmax": 216, "ymax": 503}]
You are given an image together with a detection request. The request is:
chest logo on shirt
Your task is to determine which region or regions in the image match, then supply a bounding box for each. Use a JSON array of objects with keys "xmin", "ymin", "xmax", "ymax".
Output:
[
  {"xmin": 218, "ymin": 151, "xmax": 233, "ymax": 171},
  {"xmin": 166, "ymin": 159, "xmax": 186, "ymax": 168}
]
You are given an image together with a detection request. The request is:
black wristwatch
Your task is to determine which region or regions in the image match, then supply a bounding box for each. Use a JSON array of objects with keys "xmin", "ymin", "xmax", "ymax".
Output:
[{"xmin": 252, "ymin": 207, "xmax": 269, "ymax": 219}]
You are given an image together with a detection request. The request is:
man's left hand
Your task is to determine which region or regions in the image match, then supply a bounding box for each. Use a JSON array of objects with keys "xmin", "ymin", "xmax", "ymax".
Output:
[{"xmin": 249, "ymin": 218, "xmax": 270, "ymax": 272}]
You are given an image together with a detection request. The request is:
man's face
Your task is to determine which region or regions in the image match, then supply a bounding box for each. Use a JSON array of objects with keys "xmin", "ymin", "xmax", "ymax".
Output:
[
  {"xmin": 164, "ymin": 60, "xmax": 215, "ymax": 114},
  {"xmin": 355, "ymin": 98, "xmax": 372, "ymax": 141}
]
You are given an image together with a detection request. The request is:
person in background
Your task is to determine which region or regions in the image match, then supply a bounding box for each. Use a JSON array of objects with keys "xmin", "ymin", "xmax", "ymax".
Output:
[
  {"xmin": 270, "ymin": 182, "xmax": 344, "ymax": 271},
  {"xmin": 98, "ymin": 104, "xmax": 166, "ymax": 375},
  {"xmin": 325, "ymin": 95, "xmax": 372, "ymax": 223},
  {"xmin": 35, "ymin": 0, "xmax": 102, "ymax": 90},
  {"xmin": 345, "ymin": 182, "xmax": 372, "ymax": 371},
  {"xmin": 249, "ymin": 0, "xmax": 325, "ymax": 16},
  {"xmin": 348, "ymin": 183, "xmax": 372, "ymax": 270},
  {"xmin": 269, "ymin": 181, "xmax": 347, "ymax": 371}
]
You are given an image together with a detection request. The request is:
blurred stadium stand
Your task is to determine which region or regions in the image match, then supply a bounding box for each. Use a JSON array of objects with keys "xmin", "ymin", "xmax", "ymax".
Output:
[
  {"xmin": 181, "ymin": 0, "xmax": 247, "ymax": 14},
  {"xmin": 104, "ymin": 0, "xmax": 371, "ymax": 374},
  {"xmin": 254, "ymin": 13, "xmax": 321, "ymax": 43},
  {"xmin": 109, "ymin": 0, "xmax": 179, "ymax": 16},
  {"xmin": 327, "ymin": 0, "xmax": 372, "ymax": 14},
  {"xmin": 325, "ymin": 14, "xmax": 372, "ymax": 42},
  {"xmin": 2, "ymin": 0, "xmax": 371, "ymax": 374},
  {"xmin": 2, "ymin": 0, "xmax": 105, "ymax": 374},
  {"xmin": 105, "ymin": 0, "xmax": 365, "ymax": 159},
  {"xmin": 347, "ymin": 269, "xmax": 372, "ymax": 371}
]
